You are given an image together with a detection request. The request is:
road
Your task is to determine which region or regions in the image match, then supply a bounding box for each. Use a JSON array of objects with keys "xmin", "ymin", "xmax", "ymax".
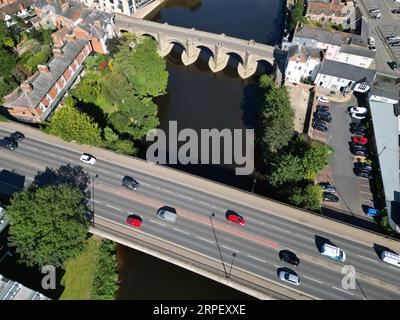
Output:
[{"xmin": 1, "ymin": 126, "xmax": 400, "ymax": 300}]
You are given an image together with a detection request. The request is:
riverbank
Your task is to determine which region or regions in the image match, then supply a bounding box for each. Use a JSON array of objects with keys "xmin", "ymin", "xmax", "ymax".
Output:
[{"xmin": 133, "ymin": 0, "xmax": 164, "ymax": 19}]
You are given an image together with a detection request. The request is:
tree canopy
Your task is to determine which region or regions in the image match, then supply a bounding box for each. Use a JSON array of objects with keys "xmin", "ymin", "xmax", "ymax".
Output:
[{"xmin": 288, "ymin": 184, "xmax": 322, "ymax": 212}]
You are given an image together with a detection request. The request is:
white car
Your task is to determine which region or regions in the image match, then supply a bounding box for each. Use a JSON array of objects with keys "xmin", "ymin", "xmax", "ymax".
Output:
[
  {"xmin": 368, "ymin": 37, "xmax": 375, "ymax": 46},
  {"xmin": 349, "ymin": 106, "xmax": 367, "ymax": 114},
  {"xmin": 351, "ymin": 112, "xmax": 366, "ymax": 120},
  {"xmin": 317, "ymin": 96, "xmax": 329, "ymax": 103},
  {"xmin": 80, "ymin": 153, "xmax": 96, "ymax": 165},
  {"xmin": 278, "ymin": 269, "xmax": 300, "ymax": 286}
]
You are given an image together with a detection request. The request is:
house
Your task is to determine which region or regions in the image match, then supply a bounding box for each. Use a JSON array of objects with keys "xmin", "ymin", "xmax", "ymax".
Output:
[
  {"xmin": 0, "ymin": 0, "xmax": 34, "ymax": 26},
  {"xmin": 79, "ymin": 0, "xmax": 154, "ymax": 16},
  {"xmin": 306, "ymin": 0, "xmax": 355, "ymax": 30},
  {"xmin": 368, "ymin": 74, "xmax": 400, "ymax": 232},
  {"xmin": 314, "ymin": 59, "xmax": 376, "ymax": 97},
  {"xmin": 2, "ymin": 38, "xmax": 92, "ymax": 123},
  {"xmin": 285, "ymin": 45, "xmax": 324, "ymax": 84},
  {"xmin": 325, "ymin": 44, "xmax": 375, "ymax": 69}
]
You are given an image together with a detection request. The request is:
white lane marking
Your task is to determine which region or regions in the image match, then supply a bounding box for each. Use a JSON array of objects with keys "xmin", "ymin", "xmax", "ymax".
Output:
[
  {"xmin": 247, "ymin": 255, "xmax": 266, "ymax": 263},
  {"xmin": 360, "ymin": 191, "xmax": 371, "ymax": 194},
  {"xmin": 149, "ymin": 219, "xmax": 166, "ymax": 226},
  {"xmin": 173, "ymin": 228, "xmax": 190, "ymax": 235},
  {"xmin": 274, "ymin": 265, "xmax": 280, "ymax": 268},
  {"xmin": 105, "ymin": 204, "xmax": 121, "ymax": 211},
  {"xmin": 222, "ymin": 245, "xmax": 238, "ymax": 253},
  {"xmin": 178, "ymin": 194, "xmax": 193, "ymax": 201},
  {"xmin": 93, "ymin": 199, "xmax": 102, "ymax": 204},
  {"xmin": 199, "ymin": 201, "xmax": 210, "ymax": 206},
  {"xmin": 164, "ymin": 190, "xmax": 173, "ymax": 194},
  {"xmin": 332, "ymin": 287, "xmax": 354, "ymax": 296},
  {"xmin": 303, "ymin": 275, "xmax": 324, "ymax": 284},
  {"xmin": 196, "ymin": 236, "xmax": 214, "ymax": 244},
  {"xmin": 246, "ymin": 217, "xmax": 265, "ymax": 225},
  {"xmin": 295, "ymin": 233, "xmax": 313, "ymax": 241},
  {"xmin": 357, "ymin": 255, "xmax": 379, "ymax": 263},
  {"xmin": 270, "ymin": 225, "xmax": 290, "ymax": 233}
]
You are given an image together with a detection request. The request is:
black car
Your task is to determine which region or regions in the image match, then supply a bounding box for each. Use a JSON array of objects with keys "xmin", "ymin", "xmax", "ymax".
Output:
[
  {"xmin": 314, "ymin": 113, "xmax": 332, "ymax": 123},
  {"xmin": 354, "ymin": 162, "xmax": 372, "ymax": 171},
  {"xmin": 122, "ymin": 176, "xmax": 140, "ymax": 191},
  {"xmin": 10, "ymin": 131, "xmax": 24, "ymax": 142},
  {"xmin": 323, "ymin": 192, "xmax": 339, "ymax": 202},
  {"xmin": 312, "ymin": 121, "xmax": 328, "ymax": 132},
  {"xmin": 279, "ymin": 250, "xmax": 300, "ymax": 266},
  {"xmin": 350, "ymin": 142, "xmax": 367, "ymax": 150},
  {"xmin": 320, "ymin": 182, "xmax": 336, "ymax": 193},
  {"xmin": 0, "ymin": 138, "xmax": 17, "ymax": 150},
  {"xmin": 315, "ymin": 109, "xmax": 331, "ymax": 117},
  {"xmin": 351, "ymin": 129, "xmax": 366, "ymax": 136},
  {"xmin": 388, "ymin": 61, "xmax": 399, "ymax": 70},
  {"xmin": 350, "ymin": 123, "xmax": 366, "ymax": 131},
  {"xmin": 355, "ymin": 168, "xmax": 371, "ymax": 179},
  {"xmin": 353, "ymin": 150, "xmax": 369, "ymax": 157},
  {"xmin": 316, "ymin": 105, "xmax": 329, "ymax": 112},
  {"xmin": 3, "ymin": 136, "xmax": 17, "ymax": 147}
]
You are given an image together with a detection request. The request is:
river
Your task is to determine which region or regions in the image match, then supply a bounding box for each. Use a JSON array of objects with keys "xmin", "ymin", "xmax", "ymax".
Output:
[{"xmin": 117, "ymin": 0, "xmax": 283, "ymax": 300}]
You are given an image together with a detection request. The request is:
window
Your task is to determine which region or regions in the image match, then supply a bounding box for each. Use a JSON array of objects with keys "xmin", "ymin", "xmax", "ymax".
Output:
[
  {"xmin": 61, "ymin": 75, "xmax": 67, "ymax": 86},
  {"xmin": 39, "ymin": 102, "xmax": 46, "ymax": 113},
  {"xmin": 46, "ymin": 93, "xmax": 53, "ymax": 104},
  {"xmin": 298, "ymin": 67, "xmax": 302, "ymax": 70},
  {"xmin": 55, "ymin": 83, "xmax": 61, "ymax": 94},
  {"xmin": 309, "ymin": 70, "xmax": 312, "ymax": 75},
  {"xmin": 74, "ymin": 59, "xmax": 78, "ymax": 69},
  {"xmin": 68, "ymin": 65, "xmax": 74, "ymax": 74}
]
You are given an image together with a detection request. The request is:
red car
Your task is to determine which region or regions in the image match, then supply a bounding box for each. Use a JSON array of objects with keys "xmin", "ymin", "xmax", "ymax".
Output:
[
  {"xmin": 352, "ymin": 136, "xmax": 368, "ymax": 145},
  {"xmin": 226, "ymin": 210, "xmax": 245, "ymax": 226},
  {"xmin": 126, "ymin": 214, "xmax": 142, "ymax": 228}
]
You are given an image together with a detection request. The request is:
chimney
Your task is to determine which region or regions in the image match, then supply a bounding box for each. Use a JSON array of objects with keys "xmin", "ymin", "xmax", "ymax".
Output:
[
  {"xmin": 53, "ymin": 47, "xmax": 64, "ymax": 57},
  {"xmin": 93, "ymin": 20, "xmax": 101, "ymax": 29},
  {"xmin": 61, "ymin": 2, "xmax": 69, "ymax": 12},
  {"xmin": 20, "ymin": 83, "xmax": 33, "ymax": 93},
  {"xmin": 38, "ymin": 65, "xmax": 50, "ymax": 74},
  {"xmin": 65, "ymin": 34, "xmax": 76, "ymax": 42}
]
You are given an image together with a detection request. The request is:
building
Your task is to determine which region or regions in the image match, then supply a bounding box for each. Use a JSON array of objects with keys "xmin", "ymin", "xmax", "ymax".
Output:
[
  {"xmin": 314, "ymin": 59, "xmax": 376, "ymax": 97},
  {"xmin": 0, "ymin": 274, "xmax": 50, "ymax": 300},
  {"xmin": 325, "ymin": 44, "xmax": 375, "ymax": 69},
  {"xmin": 0, "ymin": 0, "xmax": 34, "ymax": 27},
  {"xmin": 306, "ymin": 0, "xmax": 355, "ymax": 30},
  {"xmin": 285, "ymin": 45, "xmax": 323, "ymax": 84},
  {"xmin": 369, "ymin": 75, "xmax": 400, "ymax": 232},
  {"xmin": 80, "ymin": 0, "xmax": 154, "ymax": 16},
  {"xmin": 2, "ymin": 38, "xmax": 92, "ymax": 123}
]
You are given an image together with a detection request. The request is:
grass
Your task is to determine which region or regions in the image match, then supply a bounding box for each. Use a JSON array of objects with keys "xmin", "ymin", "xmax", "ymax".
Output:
[
  {"xmin": 0, "ymin": 114, "xmax": 9, "ymax": 122},
  {"xmin": 59, "ymin": 236, "xmax": 102, "ymax": 300}
]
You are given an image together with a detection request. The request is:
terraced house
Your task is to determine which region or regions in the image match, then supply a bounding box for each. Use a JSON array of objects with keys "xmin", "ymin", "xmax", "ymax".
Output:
[{"xmin": 2, "ymin": 38, "xmax": 92, "ymax": 123}]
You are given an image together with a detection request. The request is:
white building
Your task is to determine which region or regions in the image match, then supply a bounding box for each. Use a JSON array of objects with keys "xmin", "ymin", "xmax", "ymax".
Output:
[
  {"xmin": 80, "ymin": 0, "xmax": 154, "ymax": 16},
  {"xmin": 326, "ymin": 44, "xmax": 375, "ymax": 69}
]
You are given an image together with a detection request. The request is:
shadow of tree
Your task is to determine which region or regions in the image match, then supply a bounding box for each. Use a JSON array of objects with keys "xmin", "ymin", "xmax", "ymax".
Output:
[{"xmin": 75, "ymin": 100, "xmax": 108, "ymax": 129}]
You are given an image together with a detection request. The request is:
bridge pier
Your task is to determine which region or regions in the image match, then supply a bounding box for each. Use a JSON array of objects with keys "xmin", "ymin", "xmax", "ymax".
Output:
[
  {"xmin": 156, "ymin": 32, "xmax": 173, "ymax": 57},
  {"xmin": 181, "ymin": 38, "xmax": 201, "ymax": 66},
  {"xmin": 208, "ymin": 44, "xmax": 229, "ymax": 73},
  {"xmin": 237, "ymin": 51, "xmax": 258, "ymax": 79}
]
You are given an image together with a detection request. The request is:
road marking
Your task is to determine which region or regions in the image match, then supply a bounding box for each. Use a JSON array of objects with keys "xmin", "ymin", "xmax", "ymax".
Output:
[
  {"xmin": 270, "ymin": 225, "xmax": 290, "ymax": 233},
  {"xmin": 222, "ymin": 245, "xmax": 238, "ymax": 253},
  {"xmin": 246, "ymin": 217, "xmax": 265, "ymax": 225},
  {"xmin": 149, "ymin": 219, "xmax": 165, "ymax": 226},
  {"xmin": 247, "ymin": 255, "xmax": 266, "ymax": 263},
  {"xmin": 357, "ymin": 255, "xmax": 379, "ymax": 263},
  {"xmin": 173, "ymin": 227, "xmax": 190, "ymax": 235},
  {"xmin": 303, "ymin": 275, "xmax": 324, "ymax": 284},
  {"xmin": 274, "ymin": 265, "xmax": 280, "ymax": 268},
  {"xmin": 178, "ymin": 194, "xmax": 194, "ymax": 201},
  {"xmin": 196, "ymin": 236, "xmax": 214, "ymax": 244},
  {"xmin": 199, "ymin": 201, "xmax": 210, "ymax": 206},
  {"xmin": 93, "ymin": 199, "xmax": 102, "ymax": 204},
  {"xmin": 295, "ymin": 233, "xmax": 313, "ymax": 241},
  {"xmin": 332, "ymin": 286, "xmax": 354, "ymax": 296},
  {"xmin": 105, "ymin": 204, "xmax": 121, "ymax": 211},
  {"xmin": 360, "ymin": 191, "xmax": 371, "ymax": 195}
]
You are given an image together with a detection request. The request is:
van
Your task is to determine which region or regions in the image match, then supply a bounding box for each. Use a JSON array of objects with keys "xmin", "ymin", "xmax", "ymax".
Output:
[
  {"xmin": 321, "ymin": 244, "xmax": 346, "ymax": 262},
  {"xmin": 381, "ymin": 251, "xmax": 400, "ymax": 268},
  {"xmin": 157, "ymin": 208, "xmax": 178, "ymax": 223}
]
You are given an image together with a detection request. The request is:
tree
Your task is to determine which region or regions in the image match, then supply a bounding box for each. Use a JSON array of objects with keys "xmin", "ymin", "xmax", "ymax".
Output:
[
  {"xmin": 70, "ymin": 71, "xmax": 103, "ymax": 104},
  {"xmin": 0, "ymin": 20, "xmax": 15, "ymax": 48},
  {"xmin": 103, "ymin": 126, "xmax": 118, "ymax": 144},
  {"xmin": 288, "ymin": 184, "xmax": 322, "ymax": 212},
  {"xmin": 6, "ymin": 184, "xmax": 89, "ymax": 268},
  {"xmin": 290, "ymin": 0, "xmax": 305, "ymax": 31},
  {"xmin": 269, "ymin": 154, "xmax": 305, "ymax": 186},
  {"xmin": 0, "ymin": 48, "xmax": 16, "ymax": 77},
  {"xmin": 0, "ymin": 76, "xmax": 17, "ymax": 99},
  {"xmin": 46, "ymin": 99, "xmax": 103, "ymax": 146}
]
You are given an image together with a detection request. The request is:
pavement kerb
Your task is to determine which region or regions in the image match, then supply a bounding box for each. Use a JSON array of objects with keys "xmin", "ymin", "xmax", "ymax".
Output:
[{"xmin": 2, "ymin": 123, "xmax": 400, "ymax": 251}]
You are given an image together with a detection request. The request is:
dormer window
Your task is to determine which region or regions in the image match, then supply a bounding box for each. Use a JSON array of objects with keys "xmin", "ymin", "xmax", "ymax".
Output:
[
  {"xmin": 39, "ymin": 102, "xmax": 46, "ymax": 113},
  {"xmin": 46, "ymin": 93, "xmax": 53, "ymax": 104}
]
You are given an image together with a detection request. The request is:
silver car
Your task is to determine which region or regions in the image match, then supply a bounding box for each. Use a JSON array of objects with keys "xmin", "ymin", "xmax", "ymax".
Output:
[{"xmin": 278, "ymin": 269, "xmax": 300, "ymax": 286}]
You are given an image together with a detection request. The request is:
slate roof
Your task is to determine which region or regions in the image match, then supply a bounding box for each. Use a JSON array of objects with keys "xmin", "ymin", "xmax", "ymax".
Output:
[
  {"xmin": 318, "ymin": 59, "xmax": 376, "ymax": 84},
  {"xmin": 339, "ymin": 44, "xmax": 376, "ymax": 58}
]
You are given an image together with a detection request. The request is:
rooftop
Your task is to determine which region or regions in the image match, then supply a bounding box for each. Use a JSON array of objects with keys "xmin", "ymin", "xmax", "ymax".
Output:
[
  {"xmin": 0, "ymin": 274, "xmax": 51, "ymax": 300},
  {"xmin": 318, "ymin": 59, "xmax": 376, "ymax": 84},
  {"xmin": 339, "ymin": 44, "xmax": 376, "ymax": 58}
]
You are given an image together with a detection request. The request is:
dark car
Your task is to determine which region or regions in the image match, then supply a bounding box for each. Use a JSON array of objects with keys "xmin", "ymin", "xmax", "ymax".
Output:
[
  {"xmin": 0, "ymin": 139, "xmax": 17, "ymax": 150},
  {"xmin": 355, "ymin": 168, "xmax": 371, "ymax": 179},
  {"xmin": 350, "ymin": 142, "xmax": 367, "ymax": 150},
  {"xmin": 320, "ymin": 182, "xmax": 336, "ymax": 193},
  {"xmin": 353, "ymin": 150, "xmax": 369, "ymax": 157},
  {"xmin": 10, "ymin": 131, "xmax": 25, "ymax": 142},
  {"xmin": 354, "ymin": 162, "xmax": 372, "ymax": 171},
  {"xmin": 388, "ymin": 61, "xmax": 399, "ymax": 70},
  {"xmin": 122, "ymin": 176, "xmax": 140, "ymax": 191},
  {"xmin": 312, "ymin": 121, "xmax": 328, "ymax": 132},
  {"xmin": 3, "ymin": 136, "xmax": 18, "ymax": 147},
  {"xmin": 279, "ymin": 250, "xmax": 300, "ymax": 266},
  {"xmin": 323, "ymin": 192, "xmax": 339, "ymax": 202},
  {"xmin": 315, "ymin": 109, "xmax": 331, "ymax": 118},
  {"xmin": 392, "ymin": 8, "xmax": 400, "ymax": 14},
  {"xmin": 314, "ymin": 113, "xmax": 332, "ymax": 123},
  {"xmin": 350, "ymin": 122, "xmax": 366, "ymax": 131},
  {"xmin": 316, "ymin": 105, "xmax": 329, "ymax": 112},
  {"xmin": 351, "ymin": 129, "xmax": 366, "ymax": 136}
]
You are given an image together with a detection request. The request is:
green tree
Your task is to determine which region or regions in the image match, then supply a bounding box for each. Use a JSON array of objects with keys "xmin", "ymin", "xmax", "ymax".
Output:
[
  {"xmin": 7, "ymin": 184, "xmax": 89, "ymax": 268},
  {"xmin": 290, "ymin": 0, "xmax": 305, "ymax": 31},
  {"xmin": 0, "ymin": 75, "xmax": 17, "ymax": 99},
  {"xmin": 0, "ymin": 48, "xmax": 16, "ymax": 77},
  {"xmin": 269, "ymin": 154, "xmax": 305, "ymax": 186},
  {"xmin": 24, "ymin": 48, "xmax": 51, "ymax": 73},
  {"xmin": 302, "ymin": 139, "xmax": 333, "ymax": 179},
  {"xmin": 46, "ymin": 99, "xmax": 103, "ymax": 145},
  {"xmin": 103, "ymin": 126, "xmax": 118, "ymax": 143},
  {"xmin": 0, "ymin": 21, "xmax": 15, "ymax": 48},
  {"xmin": 288, "ymin": 184, "xmax": 322, "ymax": 212},
  {"xmin": 70, "ymin": 71, "xmax": 103, "ymax": 104}
]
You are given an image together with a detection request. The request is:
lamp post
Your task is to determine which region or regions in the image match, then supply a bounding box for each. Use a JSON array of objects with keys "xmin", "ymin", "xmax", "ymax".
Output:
[
  {"xmin": 92, "ymin": 174, "xmax": 99, "ymax": 227},
  {"xmin": 209, "ymin": 212, "xmax": 228, "ymax": 278},
  {"xmin": 227, "ymin": 252, "xmax": 237, "ymax": 279},
  {"xmin": 251, "ymin": 177, "xmax": 257, "ymax": 195}
]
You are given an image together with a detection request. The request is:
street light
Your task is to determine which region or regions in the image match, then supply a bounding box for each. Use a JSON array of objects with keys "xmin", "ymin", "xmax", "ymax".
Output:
[
  {"xmin": 209, "ymin": 212, "xmax": 228, "ymax": 278},
  {"xmin": 91, "ymin": 174, "xmax": 99, "ymax": 227},
  {"xmin": 251, "ymin": 177, "xmax": 257, "ymax": 195},
  {"xmin": 227, "ymin": 252, "xmax": 237, "ymax": 279}
]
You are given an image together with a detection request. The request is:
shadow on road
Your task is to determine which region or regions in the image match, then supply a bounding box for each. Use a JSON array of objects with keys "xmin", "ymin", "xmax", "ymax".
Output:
[
  {"xmin": 373, "ymin": 243, "xmax": 397, "ymax": 260},
  {"xmin": 314, "ymin": 235, "xmax": 333, "ymax": 253}
]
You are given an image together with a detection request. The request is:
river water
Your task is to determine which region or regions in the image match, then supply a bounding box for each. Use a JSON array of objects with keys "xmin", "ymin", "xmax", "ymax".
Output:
[{"xmin": 116, "ymin": 0, "xmax": 283, "ymax": 300}]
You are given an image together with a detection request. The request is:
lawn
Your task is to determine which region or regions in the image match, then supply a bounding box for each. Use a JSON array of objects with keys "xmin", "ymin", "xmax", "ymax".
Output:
[
  {"xmin": 60, "ymin": 236, "xmax": 102, "ymax": 300},
  {"xmin": 0, "ymin": 114, "xmax": 9, "ymax": 122}
]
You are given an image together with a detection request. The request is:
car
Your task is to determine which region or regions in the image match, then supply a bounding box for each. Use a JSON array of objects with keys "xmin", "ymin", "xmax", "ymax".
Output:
[
  {"xmin": 323, "ymin": 192, "xmax": 339, "ymax": 202},
  {"xmin": 392, "ymin": 8, "xmax": 400, "ymax": 14},
  {"xmin": 314, "ymin": 115, "xmax": 332, "ymax": 123},
  {"xmin": 354, "ymin": 162, "xmax": 372, "ymax": 171},
  {"xmin": 386, "ymin": 35, "xmax": 400, "ymax": 42},
  {"xmin": 278, "ymin": 268, "xmax": 300, "ymax": 286},
  {"xmin": 369, "ymin": 45, "xmax": 377, "ymax": 51},
  {"xmin": 389, "ymin": 41, "xmax": 400, "ymax": 46},
  {"xmin": 314, "ymin": 112, "xmax": 332, "ymax": 122},
  {"xmin": 352, "ymin": 136, "xmax": 368, "ymax": 145},
  {"xmin": 226, "ymin": 210, "xmax": 245, "ymax": 226},
  {"xmin": 320, "ymin": 182, "xmax": 336, "ymax": 193},
  {"xmin": 355, "ymin": 170, "xmax": 371, "ymax": 179},
  {"xmin": 353, "ymin": 150, "xmax": 369, "ymax": 157},
  {"xmin": 316, "ymin": 104, "xmax": 329, "ymax": 112},
  {"xmin": 122, "ymin": 176, "xmax": 140, "ymax": 191},
  {"xmin": 317, "ymin": 96, "xmax": 329, "ymax": 103},
  {"xmin": 0, "ymin": 139, "xmax": 17, "ymax": 150},
  {"xmin": 350, "ymin": 122, "xmax": 367, "ymax": 130},
  {"xmin": 10, "ymin": 131, "xmax": 24, "ymax": 141},
  {"xmin": 351, "ymin": 129, "xmax": 366, "ymax": 136},
  {"xmin": 367, "ymin": 208, "xmax": 380, "ymax": 217},
  {"xmin": 351, "ymin": 143, "xmax": 367, "ymax": 151},
  {"xmin": 368, "ymin": 37, "xmax": 375, "ymax": 46},
  {"xmin": 279, "ymin": 250, "xmax": 300, "ymax": 266},
  {"xmin": 388, "ymin": 61, "xmax": 399, "ymax": 70},
  {"xmin": 80, "ymin": 153, "xmax": 96, "ymax": 165},
  {"xmin": 316, "ymin": 109, "xmax": 331, "ymax": 117},
  {"xmin": 126, "ymin": 214, "xmax": 142, "ymax": 228},
  {"xmin": 351, "ymin": 112, "xmax": 366, "ymax": 120},
  {"xmin": 357, "ymin": 158, "xmax": 372, "ymax": 165},
  {"xmin": 349, "ymin": 106, "xmax": 367, "ymax": 114},
  {"xmin": 3, "ymin": 136, "xmax": 17, "ymax": 147},
  {"xmin": 312, "ymin": 121, "xmax": 328, "ymax": 132}
]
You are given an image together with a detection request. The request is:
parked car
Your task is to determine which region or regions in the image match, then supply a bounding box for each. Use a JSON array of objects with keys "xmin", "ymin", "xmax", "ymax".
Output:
[
  {"xmin": 367, "ymin": 208, "xmax": 380, "ymax": 217},
  {"xmin": 278, "ymin": 268, "xmax": 300, "ymax": 286},
  {"xmin": 320, "ymin": 182, "xmax": 336, "ymax": 193},
  {"xmin": 357, "ymin": 158, "xmax": 372, "ymax": 165},
  {"xmin": 314, "ymin": 114, "xmax": 332, "ymax": 123},
  {"xmin": 388, "ymin": 61, "xmax": 399, "ymax": 71},
  {"xmin": 317, "ymin": 96, "xmax": 329, "ymax": 103},
  {"xmin": 350, "ymin": 122, "xmax": 367, "ymax": 131},
  {"xmin": 392, "ymin": 8, "xmax": 400, "ymax": 14},
  {"xmin": 226, "ymin": 210, "xmax": 245, "ymax": 226},
  {"xmin": 349, "ymin": 106, "xmax": 367, "ymax": 114},
  {"xmin": 354, "ymin": 162, "xmax": 372, "ymax": 171},
  {"xmin": 80, "ymin": 153, "xmax": 96, "ymax": 165},
  {"xmin": 353, "ymin": 150, "xmax": 369, "ymax": 157},
  {"xmin": 369, "ymin": 45, "xmax": 377, "ymax": 51},
  {"xmin": 10, "ymin": 131, "xmax": 24, "ymax": 142},
  {"xmin": 279, "ymin": 250, "xmax": 300, "ymax": 266},
  {"xmin": 355, "ymin": 169, "xmax": 371, "ymax": 179},
  {"xmin": 351, "ymin": 143, "xmax": 368, "ymax": 151},
  {"xmin": 368, "ymin": 37, "xmax": 375, "ymax": 46},
  {"xmin": 351, "ymin": 112, "xmax": 366, "ymax": 120},
  {"xmin": 386, "ymin": 35, "xmax": 400, "ymax": 42},
  {"xmin": 352, "ymin": 136, "xmax": 368, "ymax": 145},
  {"xmin": 126, "ymin": 214, "xmax": 143, "ymax": 228},
  {"xmin": 351, "ymin": 129, "xmax": 366, "ymax": 136},
  {"xmin": 389, "ymin": 41, "xmax": 400, "ymax": 47},
  {"xmin": 316, "ymin": 105, "xmax": 329, "ymax": 112},
  {"xmin": 323, "ymin": 192, "xmax": 339, "ymax": 202},
  {"xmin": 122, "ymin": 176, "xmax": 140, "ymax": 191},
  {"xmin": 312, "ymin": 121, "xmax": 328, "ymax": 132},
  {"xmin": 316, "ymin": 109, "xmax": 331, "ymax": 117}
]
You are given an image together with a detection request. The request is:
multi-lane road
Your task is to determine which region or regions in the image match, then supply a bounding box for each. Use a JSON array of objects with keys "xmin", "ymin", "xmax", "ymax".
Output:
[{"xmin": 1, "ymin": 125, "xmax": 400, "ymax": 300}]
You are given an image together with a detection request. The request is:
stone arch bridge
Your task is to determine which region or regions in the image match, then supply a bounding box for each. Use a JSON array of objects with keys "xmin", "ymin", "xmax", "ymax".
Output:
[{"xmin": 115, "ymin": 14, "xmax": 276, "ymax": 79}]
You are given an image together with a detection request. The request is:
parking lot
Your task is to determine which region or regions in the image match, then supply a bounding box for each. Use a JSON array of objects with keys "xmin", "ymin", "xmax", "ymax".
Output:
[{"xmin": 310, "ymin": 95, "xmax": 375, "ymax": 219}]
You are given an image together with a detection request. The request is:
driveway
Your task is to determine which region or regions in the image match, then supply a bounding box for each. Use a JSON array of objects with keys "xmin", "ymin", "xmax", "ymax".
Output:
[{"xmin": 322, "ymin": 96, "xmax": 375, "ymax": 218}]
